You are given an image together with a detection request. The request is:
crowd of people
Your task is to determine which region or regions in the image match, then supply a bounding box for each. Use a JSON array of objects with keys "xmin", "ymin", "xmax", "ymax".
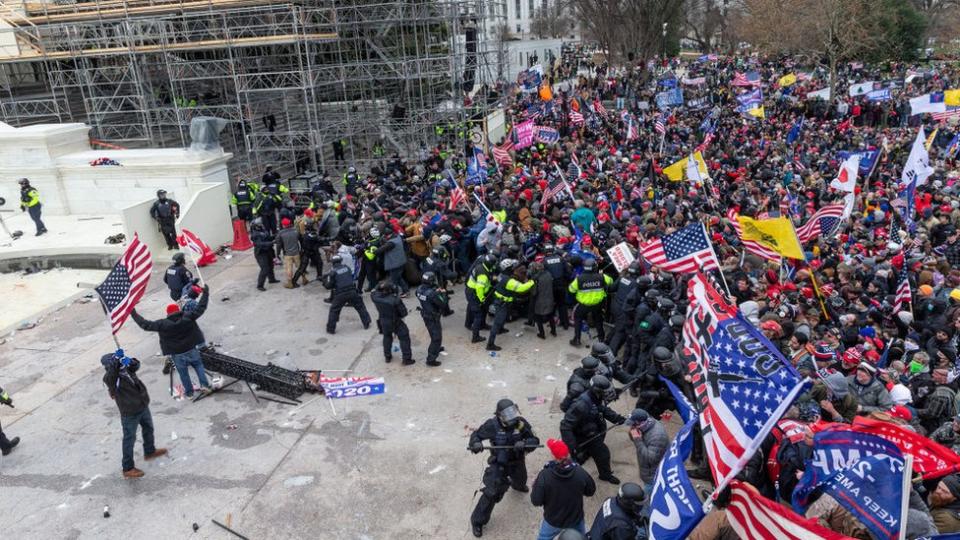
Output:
[{"xmin": 213, "ymin": 49, "xmax": 960, "ymax": 538}]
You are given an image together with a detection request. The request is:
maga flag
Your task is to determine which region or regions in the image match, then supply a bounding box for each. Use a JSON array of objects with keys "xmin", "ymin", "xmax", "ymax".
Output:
[
  {"xmin": 648, "ymin": 415, "xmax": 704, "ymax": 540},
  {"xmin": 852, "ymin": 416, "xmax": 960, "ymax": 479},
  {"xmin": 737, "ymin": 216, "xmax": 805, "ymax": 259},
  {"xmin": 681, "ymin": 273, "xmax": 808, "ymax": 490}
]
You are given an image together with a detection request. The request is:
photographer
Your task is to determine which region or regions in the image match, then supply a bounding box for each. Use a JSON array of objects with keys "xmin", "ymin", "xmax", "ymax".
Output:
[
  {"xmin": 0, "ymin": 385, "xmax": 20, "ymax": 456},
  {"xmin": 101, "ymin": 350, "xmax": 167, "ymax": 478}
]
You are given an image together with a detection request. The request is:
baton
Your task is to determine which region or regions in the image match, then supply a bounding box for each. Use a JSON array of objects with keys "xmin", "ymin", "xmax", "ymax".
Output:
[
  {"xmin": 576, "ymin": 423, "xmax": 626, "ymax": 449},
  {"xmin": 468, "ymin": 444, "xmax": 544, "ymax": 451}
]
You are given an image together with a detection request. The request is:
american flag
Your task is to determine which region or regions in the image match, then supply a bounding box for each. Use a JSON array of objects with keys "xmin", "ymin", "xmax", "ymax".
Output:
[
  {"xmin": 177, "ymin": 228, "xmax": 205, "ymax": 257},
  {"xmin": 682, "ymin": 273, "xmax": 807, "ymax": 489},
  {"xmin": 593, "ymin": 99, "xmax": 607, "ymax": 116},
  {"xmin": 795, "ymin": 203, "xmax": 845, "ymax": 243},
  {"xmin": 449, "ymin": 185, "xmax": 466, "ymax": 210},
  {"xmin": 695, "ymin": 131, "xmax": 715, "ymax": 153},
  {"xmin": 566, "ymin": 156, "xmax": 582, "ymax": 182},
  {"xmin": 492, "ymin": 139, "xmax": 513, "ymax": 167},
  {"xmin": 725, "ymin": 481, "xmax": 853, "ymax": 540},
  {"xmin": 654, "ymin": 113, "xmax": 666, "ymax": 135},
  {"xmin": 569, "ymin": 110, "xmax": 585, "ymax": 126},
  {"xmin": 540, "ymin": 175, "xmax": 569, "ymax": 208},
  {"xmin": 932, "ymin": 108, "xmax": 960, "ymax": 122},
  {"xmin": 732, "ymin": 71, "xmax": 762, "ymax": 87},
  {"xmin": 639, "ymin": 223, "xmax": 718, "ymax": 273},
  {"xmin": 95, "ymin": 234, "xmax": 153, "ymax": 334},
  {"xmin": 792, "ymin": 154, "xmax": 808, "ymax": 172},
  {"xmin": 893, "ymin": 275, "xmax": 911, "ymax": 313},
  {"xmin": 727, "ymin": 209, "xmax": 780, "ymax": 261},
  {"xmin": 625, "ymin": 114, "xmax": 638, "ymax": 141}
]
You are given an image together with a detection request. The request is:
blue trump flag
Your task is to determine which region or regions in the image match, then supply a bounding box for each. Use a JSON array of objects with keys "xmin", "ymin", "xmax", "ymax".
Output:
[
  {"xmin": 837, "ymin": 149, "xmax": 880, "ymax": 175},
  {"xmin": 661, "ymin": 376, "xmax": 695, "ymax": 424},
  {"xmin": 786, "ymin": 117, "xmax": 804, "ymax": 145},
  {"xmin": 793, "ymin": 430, "xmax": 906, "ymax": 540},
  {"xmin": 647, "ymin": 417, "xmax": 704, "ymax": 540}
]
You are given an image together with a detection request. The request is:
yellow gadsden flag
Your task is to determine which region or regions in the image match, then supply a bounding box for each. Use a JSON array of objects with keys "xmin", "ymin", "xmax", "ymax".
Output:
[
  {"xmin": 778, "ymin": 73, "xmax": 797, "ymax": 87},
  {"xmin": 662, "ymin": 151, "xmax": 708, "ymax": 182},
  {"xmin": 945, "ymin": 89, "xmax": 960, "ymax": 107},
  {"xmin": 737, "ymin": 216, "xmax": 805, "ymax": 259}
]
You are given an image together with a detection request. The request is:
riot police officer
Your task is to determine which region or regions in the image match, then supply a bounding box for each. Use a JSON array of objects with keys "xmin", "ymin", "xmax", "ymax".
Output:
[
  {"xmin": 18, "ymin": 178, "xmax": 46, "ymax": 236},
  {"xmin": 422, "ymin": 247, "xmax": 456, "ymax": 291},
  {"xmin": 231, "ymin": 180, "xmax": 255, "ymax": 221},
  {"xmin": 149, "ymin": 189, "xmax": 180, "ymax": 250},
  {"xmin": 324, "ymin": 255, "xmax": 372, "ymax": 334},
  {"xmin": 568, "ymin": 259, "xmax": 613, "ymax": 347},
  {"xmin": 486, "ymin": 260, "xmax": 535, "ymax": 352},
  {"xmin": 542, "ymin": 245, "xmax": 572, "ymax": 330},
  {"xmin": 0, "ymin": 385, "xmax": 20, "ymax": 456},
  {"xmin": 250, "ymin": 218, "xmax": 279, "ymax": 291},
  {"xmin": 468, "ymin": 399, "xmax": 540, "ymax": 537},
  {"xmin": 607, "ymin": 265, "xmax": 643, "ymax": 356},
  {"xmin": 292, "ymin": 210, "xmax": 323, "ymax": 285},
  {"xmin": 164, "ymin": 252, "xmax": 193, "ymax": 301},
  {"xmin": 371, "ymin": 281, "xmax": 413, "ymax": 365},
  {"xmin": 343, "ymin": 166, "xmax": 360, "ymax": 196},
  {"xmin": 357, "ymin": 227, "xmax": 382, "ymax": 293},
  {"xmin": 590, "ymin": 342, "xmax": 632, "ymax": 384},
  {"xmin": 635, "ymin": 346, "xmax": 681, "ymax": 420},
  {"xmin": 465, "ymin": 253, "xmax": 498, "ymax": 343},
  {"xmin": 253, "ymin": 184, "xmax": 282, "ymax": 234},
  {"xmin": 560, "ymin": 376, "xmax": 626, "ymax": 484},
  {"xmin": 587, "ymin": 483, "xmax": 647, "ymax": 540},
  {"xmin": 416, "ymin": 272, "xmax": 449, "ymax": 367}
]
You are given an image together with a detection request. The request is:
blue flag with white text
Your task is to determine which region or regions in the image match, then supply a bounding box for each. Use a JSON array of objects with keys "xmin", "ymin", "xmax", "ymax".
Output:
[{"xmin": 647, "ymin": 417, "xmax": 704, "ymax": 540}]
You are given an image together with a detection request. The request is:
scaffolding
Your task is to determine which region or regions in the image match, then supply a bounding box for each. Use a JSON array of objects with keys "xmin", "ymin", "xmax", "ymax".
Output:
[{"xmin": 0, "ymin": 0, "xmax": 507, "ymax": 177}]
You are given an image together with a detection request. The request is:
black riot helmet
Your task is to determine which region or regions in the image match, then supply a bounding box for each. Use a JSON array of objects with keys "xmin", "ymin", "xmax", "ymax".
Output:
[
  {"xmin": 157, "ymin": 189, "xmax": 167, "ymax": 199},
  {"xmin": 483, "ymin": 253, "xmax": 498, "ymax": 270},
  {"xmin": 422, "ymin": 272, "xmax": 437, "ymax": 286},
  {"xmin": 580, "ymin": 356, "xmax": 600, "ymax": 376},
  {"xmin": 238, "ymin": 179, "xmax": 247, "ymax": 189},
  {"xmin": 617, "ymin": 482, "xmax": 647, "ymax": 516},
  {"xmin": 653, "ymin": 346, "xmax": 681, "ymax": 378},
  {"xmin": 589, "ymin": 375, "xmax": 615, "ymax": 402},
  {"xmin": 331, "ymin": 254, "xmax": 343, "ymax": 265},
  {"xmin": 556, "ymin": 530, "xmax": 587, "ymax": 540},
  {"xmin": 626, "ymin": 261, "xmax": 641, "ymax": 276},
  {"xmin": 590, "ymin": 342, "xmax": 615, "ymax": 365},
  {"xmin": 544, "ymin": 244, "xmax": 556, "ymax": 254},
  {"xmin": 567, "ymin": 381, "xmax": 587, "ymax": 398},
  {"xmin": 658, "ymin": 298, "xmax": 676, "ymax": 315},
  {"xmin": 582, "ymin": 258, "xmax": 597, "ymax": 272},
  {"xmin": 644, "ymin": 288, "xmax": 661, "ymax": 308},
  {"xmin": 377, "ymin": 280, "xmax": 397, "ymax": 294},
  {"xmin": 637, "ymin": 275, "xmax": 653, "ymax": 289},
  {"xmin": 495, "ymin": 398, "xmax": 521, "ymax": 428},
  {"xmin": 172, "ymin": 252, "xmax": 186, "ymax": 265},
  {"xmin": 669, "ymin": 314, "xmax": 685, "ymax": 330}
]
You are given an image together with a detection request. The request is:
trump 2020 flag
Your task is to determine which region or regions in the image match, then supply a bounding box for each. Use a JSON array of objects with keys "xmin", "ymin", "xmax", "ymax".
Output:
[
  {"xmin": 793, "ymin": 430, "xmax": 906, "ymax": 540},
  {"xmin": 648, "ymin": 416, "xmax": 704, "ymax": 540},
  {"xmin": 681, "ymin": 272, "xmax": 808, "ymax": 491}
]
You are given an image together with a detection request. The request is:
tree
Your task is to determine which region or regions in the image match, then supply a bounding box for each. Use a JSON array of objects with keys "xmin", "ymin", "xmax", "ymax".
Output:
[
  {"xmin": 567, "ymin": 0, "xmax": 685, "ymax": 64},
  {"xmin": 530, "ymin": 3, "xmax": 574, "ymax": 39},
  {"xmin": 683, "ymin": 0, "xmax": 726, "ymax": 51}
]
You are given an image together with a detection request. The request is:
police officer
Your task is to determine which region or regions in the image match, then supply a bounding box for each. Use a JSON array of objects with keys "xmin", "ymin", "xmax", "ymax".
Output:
[
  {"xmin": 324, "ymin": 254, "xmax": 372, "ymax": 334},
  {"xmin": 625, "ymin": 291, "xmax": 665, "ymax": 374},
  {"xmin": 292, "ymin": 210, "xmax": 323, "ymax": 285},
  {"xmin": 18, "ymin": 178, "xmax": 46, "ymax": 236},
  {"xmin": 253, "ymin": 184, "xmax": 283, "ymax": 235},
  {"xmin": 371, "ymin": 281, "xmax": 413, "ymax": 365},
  {"xmin": 590, "ymin": 342, "xmax": 632, "ymax": 384},
  {"xmin": 543, "ymin": 245, "xmax": 572, "ymax": 330},
  {"xmin": 486, "ymin": 260, "xmax": 535, "ymax": 352},
  {"xmin": 560, "ymin": 357, "xmax": 601, "ymax": 412},
  {"xmin": 560, "ymin": 375, "xmax": 626, "ymax": 485},
  {"xmin": 343, "ymin": 166, "xmax": 360, "ymax": 197},
  {"xmin": 231, "ymin": 180, "xmax": 255, "ymax": 221},
  {"xmin": 635, "ymin": 346, "xmax": 680, "ymax": 419},
  {"xmin": 587, "ymin": 483, "xmax": 647, "ymax": 540},
  {"xmin": 468, "ymin": 399, "xmax": 540, "ymax": 537},
  {"xmin": 150, "ymin": 189, "xmax": 180, "ymax": 250},
  {"xmin": 0, "ymin": 385, "xmax": 20, "ymax": 456},
  {"xmin": 164, "ymin": 252, "xmax": 193, "ymax": 301},
  {"xmin": 423, "ymin": 247, "xmax": 457, "ymax": 291},
  {"xmin": 358, "ymin": 227, "xmax": 382, "ymax": 293},
  {"xmin": 416, "ymin": 272, "xmax": 449, "ymax": 367},
  {"xmin": 568, "ymin": 259, "xmax": 614, "ymax": 347},
  {"xmin": 250, "ymin": 218, "xmax": 280, "ymax": 291},
  {"xmin": 466, "ymin": 253, "xmax": 498, "ymax": 343},
  {"xmin": 607, "ymin": 264, "xmax": 643, "ymax": 355}
]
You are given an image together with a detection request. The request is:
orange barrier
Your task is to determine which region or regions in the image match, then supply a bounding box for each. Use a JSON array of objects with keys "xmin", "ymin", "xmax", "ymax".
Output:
[{"xmin": 231, "ymin": 218, "xmax": 252, "ymax": 251}]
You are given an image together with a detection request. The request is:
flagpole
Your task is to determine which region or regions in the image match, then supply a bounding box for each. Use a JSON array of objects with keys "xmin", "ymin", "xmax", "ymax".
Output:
[
  {"xmin": 897, "ymin": 454, "xmax": 913, "ymax": 540},
  {"xmin": 187, "ymin": 249, "xmax": 205, "ymax": 284},
  {"xmin": 703, "ymin": 223, "xmax": 732, "ymax": 297},
  {"xmin": 92, "ymin": 287, "xmax": 123, "ymax": 349}
]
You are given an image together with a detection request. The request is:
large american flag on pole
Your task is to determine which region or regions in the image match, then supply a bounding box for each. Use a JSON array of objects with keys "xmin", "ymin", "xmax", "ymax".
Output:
[
  {"xmin": 727, "ymin": 208, "xmax": 780, "ymax": 261},
  {"xmin": 540, "ymin": 175, "xmax": 569, "ymax": 209},
  {"xmin": 569, "ymin": 109, "xmax": 585, "ymax": 126},
  {"xmin": 681, "ymin": 272, "xmax": 807, "ymax": 492},
  {"xmin": 726, "ymin": 480, "xmax": 855, "ymax": 540},
  {"xmin": 95, "ymin": 234, "xmax": 153, "ymax": 334},
  {"xmin": 795, "ymin": 203, "xmax": 845, "ymax": 243},
  {"xmin": 449, "ymin": 185, "xmax": 466, "ymax": 210},
  {"xmin": 492, "ymin": 137, "xmax": 514, "ymax": 167},
  {"xmin": 639, "ymin": 223, "xmax": 719, "ymax": 273}
]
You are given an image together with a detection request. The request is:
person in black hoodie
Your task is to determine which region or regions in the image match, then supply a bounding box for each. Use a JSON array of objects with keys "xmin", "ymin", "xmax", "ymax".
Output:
[
  {"xmin": 531, "ymin": 438, "xmax": 596, "ymax": 539},
  {"xmin": 101, "ymin": 350, "xmax": 167, "ymax": 478},
  {"xmin": 251, "ymin": 218, "xmax": 280, "ymax": 291},
  {"xmin": 131, "ymin": 284, "xmax": 211, "ymax": 398}
]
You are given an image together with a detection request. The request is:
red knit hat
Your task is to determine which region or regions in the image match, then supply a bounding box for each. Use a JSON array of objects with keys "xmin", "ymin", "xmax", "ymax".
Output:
[
  {"xmin": 166, "ymin": 303, "xmax": 180, "ymax": 315},
  {"xmin": 547, "ymin": 438, "xmax": 569, "ymax": 460}
]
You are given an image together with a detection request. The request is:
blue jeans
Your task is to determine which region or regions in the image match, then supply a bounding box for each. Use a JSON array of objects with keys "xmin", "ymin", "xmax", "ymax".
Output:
[
  {"xmin": 172, "ymin": 348, "xmax": 210, "ymax": 396},
  {"xmin": 388, "ymin": 267, "xmax": 408, "ymax": 293},
  {"xmin": 536, "ymin": 519, "xmax": 585, "ymax": 540},
  {"xmin": 121, "ymin": 407, "xmax": 155, "ymax": 471}
]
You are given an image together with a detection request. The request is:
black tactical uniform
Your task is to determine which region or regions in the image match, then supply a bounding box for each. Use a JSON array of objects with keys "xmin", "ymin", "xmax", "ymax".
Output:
[
  {"xmin": 587, "ymin": 483, "xmax": 647, "ymax": 540},
  {"xmin": 149, "ymin": 190, "xmax": 180, "ymax": 250},
  {"xmin": 607, "ymin": 269, "xmax": 645, "ymax": 356},
  {"xmin": 416, "ymin": 273, "xmax": 449, "ymax": 366},
  {"xmin": 232, "ymin": 180, "xmax": 254, "ymax": 221},
  {"xmin": 292, "ymin": 221, "xmax": 323, "ymax": 284},
  {"xmin": 250, "ymin": 219, "xmax": 279, "ymax": 290},
  {"xmin": 559, "ymin": 376, "xmax": 625, "ymax": 484},
  {"xmin": 469, "ymin": 399, "xmax": 540, "ymax": 537},
  {"xmin": 543, "ymin": 246, "xmax": 572, "ymax": 329},
  {"xmin": 324, "ymin": 256, "xmax": 371, "ymax": 333},
  {"xmin": 164, "ymin": 253, "xmax": 193, "ymax": 301},
  {"xmin": 0, "ymin": 385, "xmax": 20, "ymax": 456},
  {"xmin": 371, "ymin": 282, "xmax": 413, "ymax": 365}
]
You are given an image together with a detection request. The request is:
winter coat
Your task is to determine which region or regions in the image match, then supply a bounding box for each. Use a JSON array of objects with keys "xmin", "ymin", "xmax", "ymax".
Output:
[
  {"xmin": 631, "ymin": 421, "xmax": 669, "ymax": 484},
  {"xmin": 933, "ymin": 500, "xmax": 960, "ymax": 534},
  {"xmin": 531, "ymin": 460, "xmax": 596, "ymax": 528},
  {"xmin": 532, "ymin": 270, "xmax": 555, "ymax": 316},
  {"xmin": 845, "ymin": 375, "xmax": 893, "ymax": 414},
  {"xmin": 101, "ymin": 355, "xmax": 150, "ymax": 417},
  {"xmin": 131, "ymin": 287, "xmax": 209, "ymax": 355},
  {"xmin": 382, "ymin": 235, "xmax": 407, "ymax": 271}
]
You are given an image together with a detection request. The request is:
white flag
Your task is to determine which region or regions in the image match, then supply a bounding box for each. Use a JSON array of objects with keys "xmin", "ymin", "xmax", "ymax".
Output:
[
  {"xmin": 830, "ymin": 154, "xmax": 859, "ymax": 219},
  {"xmin": 686, "ymin": 153, "xmax": 704, "ymax": 183},
  {"xmin": 901, "ymin": 126, "xmax": 935, "ymax": 190}
]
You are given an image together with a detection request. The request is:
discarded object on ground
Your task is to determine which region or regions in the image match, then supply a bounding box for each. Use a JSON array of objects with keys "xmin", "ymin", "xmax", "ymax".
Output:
[{"xmin": 104, "ymin": 233, "xmax": 126, "ymax": 244}]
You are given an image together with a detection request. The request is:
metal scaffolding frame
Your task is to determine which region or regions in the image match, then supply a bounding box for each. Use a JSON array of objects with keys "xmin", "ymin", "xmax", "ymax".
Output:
[{"xmin": 0, "ymin": 0, "xmax": 506, "ymax": 177}]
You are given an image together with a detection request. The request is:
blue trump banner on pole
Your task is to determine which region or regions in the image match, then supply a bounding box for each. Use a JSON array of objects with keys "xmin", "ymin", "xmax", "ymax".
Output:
[
  {"xmin": 648, "ymin": 417, "xmax": 704, "ymax": 540},
  {"xmin": 794, "ymin": 430, "xmax": 905, "ymax": 540}
]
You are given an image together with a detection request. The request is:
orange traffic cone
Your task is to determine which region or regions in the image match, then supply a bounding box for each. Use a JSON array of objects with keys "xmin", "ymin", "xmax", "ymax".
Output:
[{"xmin": 231, "ymin": 218, "xmax": 253, "ymax": 251}]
